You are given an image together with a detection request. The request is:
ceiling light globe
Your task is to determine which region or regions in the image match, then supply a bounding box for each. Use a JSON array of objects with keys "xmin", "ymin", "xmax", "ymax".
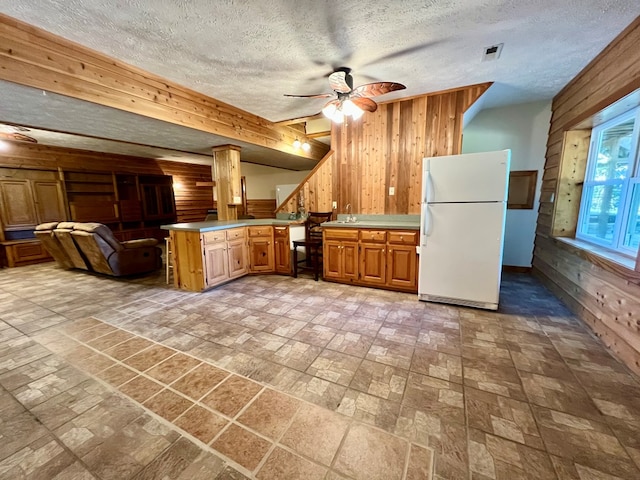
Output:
[
  {"xmin": 302, "ymin": 142, "xmax": 311, "ymax": 151},
  {"xmin": 293, "ymin": 138, "xmax": 301, "ymax": 149},
  {"xmin": 322, "ymin": 103, "xmax": 337, "ymax": 119}
]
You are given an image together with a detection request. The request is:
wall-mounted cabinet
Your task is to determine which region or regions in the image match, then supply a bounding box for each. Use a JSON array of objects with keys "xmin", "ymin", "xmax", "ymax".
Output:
[
  {"xmin": 139, "ymin": 175, "xmax": 175, "ymax": 221},
  {"xmin": 0, "ymin": 169, "xmax": 65, "ymax": 237}
]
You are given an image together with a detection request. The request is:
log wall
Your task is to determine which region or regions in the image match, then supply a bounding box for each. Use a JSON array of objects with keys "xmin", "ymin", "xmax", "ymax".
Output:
[{"xmin": 534, "ymin": 16, "xmax": 640, "ymax": 375}]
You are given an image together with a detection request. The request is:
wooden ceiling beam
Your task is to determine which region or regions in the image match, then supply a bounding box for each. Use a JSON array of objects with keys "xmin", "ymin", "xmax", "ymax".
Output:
[{"xmin": 0, "ymin": 14, "xmax": 329, "ymax": 162}]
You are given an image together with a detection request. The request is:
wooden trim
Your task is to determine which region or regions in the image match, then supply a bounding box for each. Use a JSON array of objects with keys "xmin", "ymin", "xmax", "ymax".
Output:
[
  {"xmin": 195, "ymin": 181, "xmax": 216, "ymax": 187},
  {"xmin": 274, "ymin": 150, "xmax": 335, "ymax": 214},
  {"xmin": 507, "ymin": 170, "xmax": 538, "ymax": 209},
  {"xmin": 274, "ymin": 113, "xmax": 325, "ymax": 126},
  {"xmin": 502, "ymin": 265, "xmax": 532, "ymax": 273},
  {"xmin": 376, "ymin": 81, "xmax": 493, "ymax": 107},
  {"xmin": 307, "ymin": 131, "xmax": 331, "ymax": 139}
]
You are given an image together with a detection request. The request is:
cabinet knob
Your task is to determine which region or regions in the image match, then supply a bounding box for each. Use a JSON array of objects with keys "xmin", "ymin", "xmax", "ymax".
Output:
[{"xmin": 400, "ymin": 236, "xmax": 403, "ymax": 240}]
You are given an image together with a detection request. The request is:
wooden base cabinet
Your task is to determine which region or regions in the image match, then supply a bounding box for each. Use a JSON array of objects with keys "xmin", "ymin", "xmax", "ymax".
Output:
[
  {"xmin": 324, "ymin": 228, "xmax": 418, "ymax": 292},
  {"xmin": 202, "ymin": 227, "xmax": 248, "ymax": 289},
  {"xmin": 248, "ymin": 226, "xmax": 274, "ymax": 273},
  {"xmin": 274, "ymin": 226, "xmax": 291, "ymax": 274},
  {"xmin": 323, "ymin": 229, "xmax": 359, "ymax": 282}
]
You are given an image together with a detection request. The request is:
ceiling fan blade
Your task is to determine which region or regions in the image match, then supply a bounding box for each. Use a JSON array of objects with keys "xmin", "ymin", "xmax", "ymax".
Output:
[
  {"xmin": 284, "ymin": 93, "xmax": 335, "ymax": 98},
  {"xmin": 329, "ymin": 71, "xmax": 353, "ymax": 93},
  {"xmin": 351, "ymin": 82, "xmax": 406, "ymax": 98},
  {"xmin": 350, "ymin": 97, "xmax": 378, "ymax": 113},
  {"xmin": 284, "ymin": 93, "xmax": 334, "ymax": 99}
]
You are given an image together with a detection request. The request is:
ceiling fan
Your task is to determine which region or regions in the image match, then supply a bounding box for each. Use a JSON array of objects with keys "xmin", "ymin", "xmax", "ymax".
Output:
[{"xmin": 285, "ymin": 67, "xmax": 406, "ymax": 123}]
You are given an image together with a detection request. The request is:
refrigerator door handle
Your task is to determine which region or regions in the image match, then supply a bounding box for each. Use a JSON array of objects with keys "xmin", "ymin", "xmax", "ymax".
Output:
[
  {"xmin": 421, "ymin": 205, "xmax": 431, "ymax": 245},
  {"xmin": 423, "ymin": 169, "xmax": 431, "ymax": 203}
]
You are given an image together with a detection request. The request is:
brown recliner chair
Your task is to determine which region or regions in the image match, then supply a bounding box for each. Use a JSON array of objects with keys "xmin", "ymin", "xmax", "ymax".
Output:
[
  {"xmin": 53, "ymin": 221, "xmax": 91, "ymax": 270},
  {"xmin": 70, "ymin": 222, "xmax": 161, "ymax": 276},
  {"xmin": 34, "ymin": 222, "xmax": 74, "ymax": 269}
]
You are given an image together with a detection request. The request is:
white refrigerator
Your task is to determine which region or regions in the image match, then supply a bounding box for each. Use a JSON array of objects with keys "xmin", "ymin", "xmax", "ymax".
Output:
[{"xmin": 418, "ymin": 150, "xmax": 511, "ymax": 310}]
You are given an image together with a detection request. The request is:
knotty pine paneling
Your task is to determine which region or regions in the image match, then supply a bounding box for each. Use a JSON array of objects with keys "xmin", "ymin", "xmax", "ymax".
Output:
[
  {"xmin": 331, "ymin": 85, "xmax": 487, "ymax": 215},
  {"xmin": 534, "ymin": 15, "xmax": 640, "ymax": 375},
  {"xmin": 275, "ymin": 84, "xmax": 490, "ymax": 217},
  {"xmin": 0, "ymin": 141, "xmax": 213, "ymax": 224}
]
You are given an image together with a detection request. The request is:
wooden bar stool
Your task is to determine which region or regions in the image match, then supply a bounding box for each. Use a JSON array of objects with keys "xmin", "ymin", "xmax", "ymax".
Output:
[
  {"xmin": 292, "ymin": 212, "xmax": 333, "ymax": 281},
  {"xmin": 292, "ymin": 239, "xmax": 322, "ymax": 281}
]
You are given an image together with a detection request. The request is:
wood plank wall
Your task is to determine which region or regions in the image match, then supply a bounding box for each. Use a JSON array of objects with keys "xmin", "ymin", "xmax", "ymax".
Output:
[
  {"xmin": 533, "ymin": 16, "xmax": 640, "ymax": 375},
  {"xmin": 277, "ymin": 83, "xmax": 490, "ymax": 216},
  {"xmin": 246, "ymin": 199, "xmax": 277, "ymax": 219},
  {"xmin": 0, "ymin": 142, "xmax": 213, "ymax": 223}
]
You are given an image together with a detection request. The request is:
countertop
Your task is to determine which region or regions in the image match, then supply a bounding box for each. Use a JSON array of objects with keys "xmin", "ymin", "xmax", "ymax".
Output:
[
  {"xmin": 162, "ymin": 214, "xmax": 421, "ymax": 232},
  {"xmin": 321, "ymin": 220, "xmax": 420, "ymax": 230},
  {"xmin": 323, "ymin": 214, "xmax": 420, "ymax": 230},
  {"xmin": 161, "ymin": 218, "xmax": 305, "ymax": 233}
]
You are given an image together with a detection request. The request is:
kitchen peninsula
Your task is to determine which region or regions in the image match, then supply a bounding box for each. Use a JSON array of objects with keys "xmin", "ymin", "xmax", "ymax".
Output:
[{"xmin": 162, "ymin": 215, "xmax": 420, "ymax": 293}]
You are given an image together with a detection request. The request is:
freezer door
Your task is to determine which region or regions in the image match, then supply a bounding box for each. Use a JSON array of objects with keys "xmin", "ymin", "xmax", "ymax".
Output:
[
  {"xmin": 418, "ymin": 202, "xmax": 506, "ymax": 309},
  {"xmin": 423, "ymin": 151, "xmax": 510, "ymax": 203}
]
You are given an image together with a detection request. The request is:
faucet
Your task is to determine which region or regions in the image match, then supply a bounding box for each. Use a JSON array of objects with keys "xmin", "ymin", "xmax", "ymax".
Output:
[{"xmin": 345, "ymin": 203, "xmax": 355, "ymax": 223}]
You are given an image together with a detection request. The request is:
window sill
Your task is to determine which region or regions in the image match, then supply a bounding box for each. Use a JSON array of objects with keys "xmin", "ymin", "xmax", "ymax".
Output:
[{"xmin": 554, "ymin": 237, "xmax": 640, "ymax": 282}]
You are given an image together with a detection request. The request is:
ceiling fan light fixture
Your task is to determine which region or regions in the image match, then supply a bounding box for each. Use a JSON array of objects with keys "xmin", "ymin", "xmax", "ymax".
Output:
[
  {"xmin": 322, "ymin": 103, "xmax": 338, "ymax": 119},
  {"xmin": 293, "ymin": 138, "xmax": 301, "ymax": 149},
  {"xmin": 342, "ymin": 99, "xmax": 360, "ymax": 117},
  {"xmin": 302, "ymin": 141, "xmax": 311, "ymax": 152}
]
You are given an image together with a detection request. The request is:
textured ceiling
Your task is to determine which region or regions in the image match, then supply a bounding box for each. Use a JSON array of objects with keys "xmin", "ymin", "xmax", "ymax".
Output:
[{"xmin": 1, "ymin": 1, "xmax": 639, "ymax": 168}]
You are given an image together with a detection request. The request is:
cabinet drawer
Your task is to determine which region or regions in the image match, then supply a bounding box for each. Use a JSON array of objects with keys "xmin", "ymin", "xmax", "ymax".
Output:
[
  {"xmin": 202, "ymin": 230, "xmax": 226, "ymax": 244},
  {"xmin": 323, "ymin": 228, "xmax": 359, "ymax": 241},
  {"xmin": 248, "ymin": 226, "xmax": 273, "ymax": 237},
  {"xmin": 226, "ymin": 227, "xmax": 246, "ymax": 241},
  {"xmin": 274, "ymin": 226, "xmax": 289, "ymax": 238},
  {"xmin": 359, "ymin": 230, "xmax": 386, "ymax": 243},
  {"xmin": 388, "ymin": 231, "xmax": 418, "ymax": 245}
]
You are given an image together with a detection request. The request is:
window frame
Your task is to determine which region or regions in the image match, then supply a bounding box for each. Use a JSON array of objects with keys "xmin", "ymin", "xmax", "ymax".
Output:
[{"xmin": 576, "ymin": 106, "xmax": 640, "ymax": 256}]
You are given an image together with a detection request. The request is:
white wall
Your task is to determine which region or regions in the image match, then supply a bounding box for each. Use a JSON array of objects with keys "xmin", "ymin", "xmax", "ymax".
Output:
[
  {"xmin": 462, "ymin": 100, "xmax": 552, "ymax": 267},
  {"xmin": 240, "ymin": 163, "xmax": 310, "ymax": 199}
]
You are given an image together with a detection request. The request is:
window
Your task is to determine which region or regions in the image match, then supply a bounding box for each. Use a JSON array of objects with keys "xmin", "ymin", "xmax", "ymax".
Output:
[{"xmin": 577, "ymin": 107, "xmax": 640, "ymax": 256}]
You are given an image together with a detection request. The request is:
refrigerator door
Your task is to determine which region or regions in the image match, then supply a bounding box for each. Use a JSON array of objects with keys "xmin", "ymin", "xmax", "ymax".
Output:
[
  {"xmin": 418, "ymin": 201, "xmax": 506, "ymax": 310},
  {"xmin": 424, "ymin": 150, "xmax": 510, "ymax": 204}
]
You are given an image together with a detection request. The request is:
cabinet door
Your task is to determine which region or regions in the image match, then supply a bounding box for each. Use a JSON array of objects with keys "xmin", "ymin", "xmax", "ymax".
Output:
[
  {"xmin": 274, "ymin": 227, "xmax": 290, "ymax": 274},
  {"xmin": 32, "ymin": 181, "xmax": 66, "ymax": 223},
  {"xmin": 387, "ymin": 245, "xmax": 418, "ymax": 291},
  {"xmin": 204, "ymin": 242, "xmax": 229, "ymax": 287},
  {"xmin": 359, "ymin": 243, "xmax": 386, "ymax": 285},
  {"xmin": 227, "ymin": 239, "xmax": 248, "ymax": 278},
  {"xmin": 249, "ymin": 237, "xmax": 274, "ymax": 272},
  {"xmin": 0, "ymin": 180, "xmax": 38, "ymax": 229},
  {"xmin": 342, "ymin": 242, "xmax": 359, "ymax": 281},
  {"xmin": 323, "ymin": 240, "xmax": 343, "ymax": 279}
]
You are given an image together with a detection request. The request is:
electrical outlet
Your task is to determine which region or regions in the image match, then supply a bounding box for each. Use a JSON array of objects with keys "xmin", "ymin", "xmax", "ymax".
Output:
[
  {"xmin": 389, "ymin": 186, "xmax": 395, "ymax": 196},
  {"xmin": 332, "ymin": 201, "xmax": 337, "ymax": 209}
]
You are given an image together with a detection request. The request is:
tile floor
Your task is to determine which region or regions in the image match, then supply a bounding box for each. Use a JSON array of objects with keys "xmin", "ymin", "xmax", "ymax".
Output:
[{"xmin": 0, "ymin": 263, "xmax": 639, "ymax": 479}]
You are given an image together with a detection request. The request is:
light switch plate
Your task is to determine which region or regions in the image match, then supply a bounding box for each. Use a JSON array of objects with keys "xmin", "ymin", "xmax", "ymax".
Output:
[
  {"xmin": 332, "ymin": 201, "xmax": 337, "ymax": 209},
  {"xmin": 389, "ymin": 187, "xmax": 395, "ymax": 196},
  {"xmin": 233, "ymin": 196, "xmax": 242, "ymax": 204}
]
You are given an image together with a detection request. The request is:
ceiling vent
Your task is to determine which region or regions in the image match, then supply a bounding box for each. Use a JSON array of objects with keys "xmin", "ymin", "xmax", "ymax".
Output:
[{"xmin": 482, "ymin": 43, "xmax": 503, "ymax": 62}]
